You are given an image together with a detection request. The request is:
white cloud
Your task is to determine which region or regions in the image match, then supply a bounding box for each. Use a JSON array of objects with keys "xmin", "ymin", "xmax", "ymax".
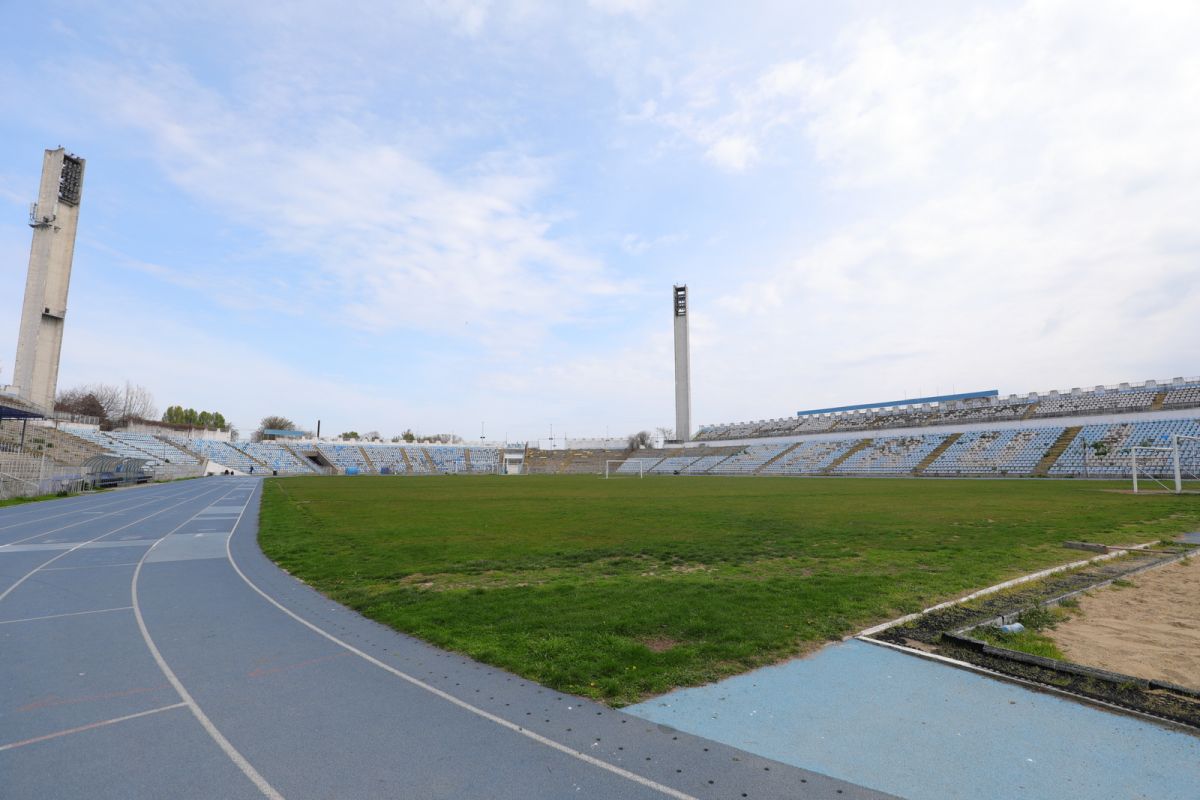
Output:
[
  {"xmin": 666, "ymin": 1, "xmax": 1200, "ymax": 418},
  {"xmin": 66, "ymin": 59, "xmax": 618, "ymax": 347}
]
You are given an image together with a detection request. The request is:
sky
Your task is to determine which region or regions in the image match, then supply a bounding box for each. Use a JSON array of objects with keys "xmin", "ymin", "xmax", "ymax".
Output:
[{"xmin": 1, "ymin": 0, "xmax": 1198, "ymax": 442}]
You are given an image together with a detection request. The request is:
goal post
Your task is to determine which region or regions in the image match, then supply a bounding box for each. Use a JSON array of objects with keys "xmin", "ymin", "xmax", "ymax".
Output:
[
  {"xmin": 1130, "ymin": 434, "xmax": 1200, "ymax": 494},
  {"xmin": 605, "ymin": 459, "xmax": 644, "ymax": 479}
]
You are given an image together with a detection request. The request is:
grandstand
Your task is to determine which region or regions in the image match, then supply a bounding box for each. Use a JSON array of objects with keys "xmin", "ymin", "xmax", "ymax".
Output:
[
  {"xmin": 695, "ymin": 377, "xmax": 1200, "ymax": 442},
  {"xmin": 4, "ymin": 373, "xmax": 1196, "ymax": 488}
]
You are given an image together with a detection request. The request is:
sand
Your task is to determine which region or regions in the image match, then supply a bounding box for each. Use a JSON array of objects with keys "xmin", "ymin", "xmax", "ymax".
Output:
[{"xmin": 1049, "ymin": 554, "xmax": 1200, "ymax": 690}]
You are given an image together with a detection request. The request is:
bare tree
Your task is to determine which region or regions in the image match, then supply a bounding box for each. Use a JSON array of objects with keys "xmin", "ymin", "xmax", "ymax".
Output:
[
  {"xmin": 656, "ymin": 426, "xmax": 675, "ymax": 442},
  {"xmin": 627, "ymin": 430, "xmax": 652, "ymax": 451},
  {"xmin": 254, "ymin": 415, "xmax": 297, "ymax": 442}
]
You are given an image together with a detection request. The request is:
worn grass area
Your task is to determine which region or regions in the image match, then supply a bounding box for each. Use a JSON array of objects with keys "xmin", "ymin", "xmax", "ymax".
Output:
[
  {"xmin": 973, "ymin": 605, "xmax": 1075, "ymax": 660},
  {"xmin": 258, "ymin": 475, "xmax": 1200, "ymax": 705},
  {"xmin": 0, "ymin": 490, "xmax": 73, "ymax": 508}
]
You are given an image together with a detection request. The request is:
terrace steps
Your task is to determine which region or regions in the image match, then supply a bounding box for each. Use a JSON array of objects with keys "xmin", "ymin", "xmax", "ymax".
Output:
[
  {"xmin": 822, "ymin": 439, "xmax": 873, "ymax": 474},
  {"xmin": 753, "ymin": 442, "xmax": 802, "ymax": 475},
  {"xmin": 1151, "ymin": 390, "xmax": 1168, "ymax": 411},
  {"xmin": 241, "ymin": 447, "xmax": 270, "ymax": 470},
  {"xmin": 418, "ymin": 449, "xmax": 437, "ymax": 472},
  {"xmin": 463, "ymin": 449, "xmax": 473, "ymax": 471},
  {"xmin": 913, "ymin": 432, "xmax": 962, "ymax": 475},
  {"xmin": 1021, "ymin": 403, "xmax": 1040, "ymax": 420},
  {"xmin": 400, "ymin": 448, "xmax": 414, "ymax": 474},
  {"xmin": 0, "ymin": 422, "xmax": 107, "ymax": 466},
  {"xmin": 1035, "ymin": 426, "xmax": 1082, "ymax": 476},
  {"xmin": 358, "ymin": 445, "xmax": 377, "ymax": 473}
]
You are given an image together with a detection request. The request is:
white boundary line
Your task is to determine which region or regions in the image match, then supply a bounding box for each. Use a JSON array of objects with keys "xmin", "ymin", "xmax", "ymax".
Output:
[
  {"xmin": 0, "ymin": 480, "xmax": 205, "ymax": 545},
  {"xmin": 225, "ymin": 481, "xmax": 698, "ymax": 800},
  {"xmin": 0, "ymin": 483, "xmax": 225, "ymax": 605},
  {"xmin": 0, "ymin": 605, "xmax": 132, "ymax": 625},
  {"xmin": 0, "ymin": 702, "xmax": 187, "ymax": 752},
  {"xmin": 132, "ymin": 480, "xmax": 284, "ymax": 800},
  {"xmin": 854, "ymin": 543, "xmax": 1156, "ymax": 638}
]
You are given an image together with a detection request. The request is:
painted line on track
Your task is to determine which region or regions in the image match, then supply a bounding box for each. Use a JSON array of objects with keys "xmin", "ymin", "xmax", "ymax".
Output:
[
  {"xmin": 0, "ymin": 480, "xmax": 195, "ymax": 530},
  {"xmin": 0, "ymin": 605, "xmax": 133, "ymax": 625},
  {"xmin": 41, "ymin": 562, "xmax": 141, "ymax": 571},
  {"xmin": 0, "ymin": 702, "xmax": 187, "ymax": 752},
  {"xmin": 132, "ymin": 481, "xmax": 285, "ymax": 800},
  {"xmin": 0, "ymin": 481, "xmax": 209, "ymax": 547},
  {"xmin": 225, "ymin": 482, "xmax": 699, "ymax": 800},
  {"xmin": 0, "ymin": 483, "xmax": 227, "ymax": 604}
]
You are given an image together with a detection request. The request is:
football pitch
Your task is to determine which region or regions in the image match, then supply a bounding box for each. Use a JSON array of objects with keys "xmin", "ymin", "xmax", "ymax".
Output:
[{"xmin": 258, "ymin": 475, "xmax": 1200, "ymax": 705}]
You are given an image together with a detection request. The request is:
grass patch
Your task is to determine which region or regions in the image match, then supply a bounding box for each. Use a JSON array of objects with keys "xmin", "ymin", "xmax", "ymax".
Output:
[
  {"xmin": 972, "ymin": 605, "xmax": 1075, "ymax": 660},
  {"xmin": 0, "ymin": 490, "xmax": 74, "ymax": 508},
  {"xmin": 258, "ymin": 475, "xmax": 1200, "ymax": 705}
]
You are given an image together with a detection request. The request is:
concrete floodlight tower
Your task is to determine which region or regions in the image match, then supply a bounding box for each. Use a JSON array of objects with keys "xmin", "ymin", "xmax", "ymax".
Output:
[
  {"xmin": 12, "ymin": 148, "xmax": 85, "ymax": 411},
  {"xmin": 673, "ymin": 284, "xmax": 691, "ymax": 443}
]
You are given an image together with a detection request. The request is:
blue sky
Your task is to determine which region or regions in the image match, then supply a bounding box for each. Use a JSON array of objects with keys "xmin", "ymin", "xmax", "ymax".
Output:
[{"xmin": 2, "ymin": 1, "xmax": 1198, "ymax": 441}]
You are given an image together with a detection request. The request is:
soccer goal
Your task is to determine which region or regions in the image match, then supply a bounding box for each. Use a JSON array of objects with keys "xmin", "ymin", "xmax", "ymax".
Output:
[
  {"xmin": 1130, "ymin": 434, "xmax": 1200, "ymax": 493},
  {"xmin": 605, "ymin": 459, "xmax": 644, "ymax": 479}
]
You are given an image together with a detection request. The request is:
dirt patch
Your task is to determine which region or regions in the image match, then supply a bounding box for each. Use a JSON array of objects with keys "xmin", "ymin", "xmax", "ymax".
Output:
[
  {"xmin": 1050, "ymin": 556, "xmax": 1200, "ymax": 691},
  {"xmin": 641, "ymin": 636, "xmax": 680, "ymax": 653}
]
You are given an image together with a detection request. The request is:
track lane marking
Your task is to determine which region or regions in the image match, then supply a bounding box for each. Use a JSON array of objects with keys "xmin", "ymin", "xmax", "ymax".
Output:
[
  {"xmin": 0, "ymin": 702, "xmax": 187, "ymax": 752},
  {"xmin": 132, "ymin": 480, "xmax": 284, "ymax": 800},
  {"xmin": 41, "ymin": 562, "xmax": 140, "ymax": 571},
  {"xmin": 0, "ymin": 483, "xmax": 227, "ymax": 604},
  {"xmin": 0, "ymin": 606, "xmax": 132, "ymax": 625},
  {"xmin": 0, "ymin": 479, "xmax": 201, "ymax": 530},
  {"xmin": 225, "ymin": 481, "xmax": 699, "ymax": 800},
  {"xmin": 0, "ymin": 480, "xmax": 210, "ymax": 547}
]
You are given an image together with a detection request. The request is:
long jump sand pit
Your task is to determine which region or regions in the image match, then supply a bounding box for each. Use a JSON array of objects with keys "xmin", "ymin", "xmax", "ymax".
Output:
[{"xmin": 1050, "ymin": 555, "xmax": 1200, "ymax": 691}]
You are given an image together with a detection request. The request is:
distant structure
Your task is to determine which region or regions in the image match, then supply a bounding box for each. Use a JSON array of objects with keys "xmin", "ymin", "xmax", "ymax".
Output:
[
  {"xmin": 673, "ymin": 284, "xmax": 691, "ymax": 442},
  {"xmin": 12, "ymin": 148, "xmax": 85, "ymax": 411}
]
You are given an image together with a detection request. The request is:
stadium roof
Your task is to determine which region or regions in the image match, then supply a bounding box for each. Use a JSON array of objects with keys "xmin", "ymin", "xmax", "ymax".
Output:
[
  {"xmin": 797, "ymin": 390, "xmax": 999, "ymax": 417},
  {"xmin": 0, "ymin": 399, "xmax": 46, "ymax": 421}
]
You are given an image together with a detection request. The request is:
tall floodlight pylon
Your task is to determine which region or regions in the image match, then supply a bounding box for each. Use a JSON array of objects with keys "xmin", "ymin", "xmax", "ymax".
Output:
[
  {"xmin": 12, "ymin": 148, "xmax": 85, "ymax": 411},
  {"xmin": 673, "ymin": 284, "xmax": 691, "ymax": 442}
]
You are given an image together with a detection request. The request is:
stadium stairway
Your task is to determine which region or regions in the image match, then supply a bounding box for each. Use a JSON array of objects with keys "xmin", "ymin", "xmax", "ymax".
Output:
[
  {"xmin": 0, "ymin": 421, "xmax": 107, "ymax": 466},
  {"xmin": 753, "ymin": 442, "xmax": 802, "ymax": 474},
  {"xmin": 399, "ymin": 448, "xmax": 414, "ymax": 474},
  {"xmin": 463, "ymin": 448, "xmax": 473, "ymax": 471},
  {"xmin": 358, "ymin": 445, "xmax": 377, "ymax": 473},
  {"xmin": 1151, "ymin": 390, "xmax": 1168, "ymax": 410},
  {"xmin": 822, "ymin": 439, "xmax": 873, "ymax": 474},
  {"xmin": 913, "ymin": 432, "xmax": 963, "ymax": 475},
  {"xmin": 1035, "ymin": 426, "xmax": 1082, "ymax": 476},
  {"xmin": 1021, "ymin": 402, "xmax": 1040, "ymax": 420},
  {"xmin": 418, "ymin": 449, "xmax": 437, "ymax": 472}
]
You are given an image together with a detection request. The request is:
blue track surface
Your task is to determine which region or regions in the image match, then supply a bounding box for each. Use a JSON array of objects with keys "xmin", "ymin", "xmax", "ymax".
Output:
[
  {"xmin": 626, "ymin": 640, "xmax": 1200, "ymax": 800},
  {"xmin": 1, "ymin": 478, "xmax": 891, "ymax": 799}
]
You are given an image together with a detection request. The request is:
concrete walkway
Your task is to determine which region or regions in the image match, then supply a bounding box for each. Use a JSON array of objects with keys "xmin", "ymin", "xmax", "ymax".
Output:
[{"xmin": 626, "ymin": 639, "xmax": 1200, "ymax": 800}]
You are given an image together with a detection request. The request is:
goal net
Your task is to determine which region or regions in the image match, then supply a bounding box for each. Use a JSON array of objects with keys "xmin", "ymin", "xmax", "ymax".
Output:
[
  {"xmin": 605, "ymin": 459, "xmax": 645, "ymax": 479},
  {"xmin": 1130, "ymin": 434, "xmax": 1200, "ymax": 493}
]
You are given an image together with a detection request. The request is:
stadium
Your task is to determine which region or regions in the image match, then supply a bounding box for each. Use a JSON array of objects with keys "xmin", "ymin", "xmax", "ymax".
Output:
[{"xmin": 3, "ymin": 7, "xmax": 1200, "ymax": 800}]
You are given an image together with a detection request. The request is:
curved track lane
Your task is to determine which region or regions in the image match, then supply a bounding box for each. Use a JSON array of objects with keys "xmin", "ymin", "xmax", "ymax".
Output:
[{"xmin": 1, "ymin": 478, "xmax": 893, "ymax": 799}]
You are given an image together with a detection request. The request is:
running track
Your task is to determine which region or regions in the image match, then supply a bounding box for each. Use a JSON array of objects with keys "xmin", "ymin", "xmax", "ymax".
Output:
[{"xmin": 0, "ymin": 478, "xmax": 891, "ymax": 799}]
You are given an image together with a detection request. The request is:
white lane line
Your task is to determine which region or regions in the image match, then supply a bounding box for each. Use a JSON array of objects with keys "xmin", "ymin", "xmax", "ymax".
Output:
[
  {"xmin": 132, "ymin": 482, "xmax": 284, "ymax": 800},
  {"xmin": 0, "ymin": 481, "xmax": 208, "ymax": 547},
  {"xmin": 0, "ymin": 702, "xmax": 187, "ymax": 752},
  {"xmin": 0, "ymin": 484, "xmax": 227, "ymax": 605},
  {"xmin": 41, "ymin": 562, "xmax": 140, "ymax": 571},
  {"xmin": 225, "ymin": 483, "xmax": 698, "ymax": 800},
  {"xmin": 0, "ymin": 480, "xmax": 199, "ymax": 531},
  {"xmin": 0, "ymin": 606, "xmax": 133, "ymax": 625}
]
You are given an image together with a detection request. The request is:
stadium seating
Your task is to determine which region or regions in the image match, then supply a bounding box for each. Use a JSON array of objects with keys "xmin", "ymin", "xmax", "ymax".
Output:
[
  {"xmin": 697, "ymin": 377, "xmax": 1200, "ymax": 443},
  {"xmin": 832, "ymin": 435, "xmax": 948, "ymax": 474},
  {"xmin": 760, "ymin": 440, "xmax": 856, "ymax": 475},
  {"xmin": 925, "ymin": 428, "xmax": 1064, "ymax": 475}
]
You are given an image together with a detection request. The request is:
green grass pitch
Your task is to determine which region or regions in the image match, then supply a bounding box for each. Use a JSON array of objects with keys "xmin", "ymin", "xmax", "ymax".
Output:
[{"xmin": 258, "ymin": 475, "xmax": 1200, "ymax": 705}]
